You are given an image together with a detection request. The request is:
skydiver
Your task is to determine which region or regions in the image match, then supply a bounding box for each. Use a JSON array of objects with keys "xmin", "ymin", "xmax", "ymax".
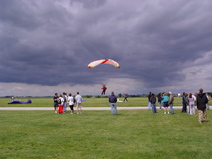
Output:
[{"xmin": 101, "ymin": 85, "xmax": 107, "ymax": 95}]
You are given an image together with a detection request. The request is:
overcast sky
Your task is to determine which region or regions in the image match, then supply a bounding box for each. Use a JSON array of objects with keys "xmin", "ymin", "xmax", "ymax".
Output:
[{"xmin": 0, "ymin": 0, "xmax": 212, "ymax": 96}]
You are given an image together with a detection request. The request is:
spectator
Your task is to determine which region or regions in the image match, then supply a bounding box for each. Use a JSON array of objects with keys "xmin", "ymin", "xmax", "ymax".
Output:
[
  {"xmin": 53, "ymin": 93, "xmax": 59, "ymax": 113},
  {"xmin": 157, "ymin": 93, "xmax": 162, "ymax": 109},
  {"xmin": 162, "ymin": 93, "xmax": 169, "ymax": 114},
  {"xmin": 182, "ymin": 92, "xmax": 188, "ymax": 113},
  {"xmin": 150, "ymin": 93, "xmax": 157, "ymax": 113},
  {"xmin": 109, "ymin": 91, "xmax": 118, "ymax": 115},
  {"xmin": 67, "ymin": 93, "xmax": 74, "ymax": 114},
  {"xmin": 168, "ymin": 92, "xmax": 174, "ymax": 114},
  {"xmin": 63, "ymin": 92, "xmax": 68, "ymax": 113},
  {"xmin": 187, "ymin": 93, "xmax": 196, "ymax": 115},
  {"xmin": 58, "ymin": 94, "xmax": 64, "ymax": 114},
  {"xmin": 75, "ymin": 92, "xmax": 82, "ymax": 114},
  {"xmin": 148, "ymin": 92, "xmax": 152, "ymax": 110},
  {"xmin": 196, "ymin": 88, "xmax": 208, "ymax": 124}
]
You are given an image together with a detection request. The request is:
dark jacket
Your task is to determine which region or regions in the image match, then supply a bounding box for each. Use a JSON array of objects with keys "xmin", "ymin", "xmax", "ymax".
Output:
[
  {"xmin": 196, "ymin": 93, "xmax": 208, "ymax": 110},
  {"xmin": 157, "ymin": 96, "xmax": 162, "ymax": 102},
  {"xmin": 109, "ymin": 94, "xmax": 117, "ymax": 103}
]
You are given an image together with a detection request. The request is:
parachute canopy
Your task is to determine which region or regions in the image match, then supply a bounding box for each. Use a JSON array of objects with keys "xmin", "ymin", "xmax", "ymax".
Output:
[{"xmin": 88, "ymin": 59, "xmax": 120, "ymax": 68}]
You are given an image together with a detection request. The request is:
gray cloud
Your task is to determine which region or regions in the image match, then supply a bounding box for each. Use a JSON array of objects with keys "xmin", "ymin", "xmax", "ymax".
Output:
[{"xmin": 0, "ymin": 0, "xmax": 212, "ymax": 95}]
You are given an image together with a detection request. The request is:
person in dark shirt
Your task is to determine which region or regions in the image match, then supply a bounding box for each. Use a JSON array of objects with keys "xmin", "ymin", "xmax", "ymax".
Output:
[
  {"xmin": 148, "ymin": 92, "xmax": 152, "ymax": 110},
  {"xmin": 109, "ymin": 91, "xmax": 117, "ymax": 115},
  {"xmin": 150, "ymin": 93, "xmax": 157, "ymax": 113},
  {"xmin": 53, "ymin": 93, "xmax": 59, "ymax": 113},
  {"xmin": 196, "ymin": 88, "xmax": 208, "ymax": 124}
]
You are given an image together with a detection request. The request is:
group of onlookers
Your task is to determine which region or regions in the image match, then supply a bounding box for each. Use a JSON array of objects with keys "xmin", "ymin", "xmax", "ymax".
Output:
[
  {"xmin": 148, "ymin": 88, "xmax": 210, "ymax": 124},
  {"xmin": 53, "ymin": 92, "xmax": 82, "ymax": 114},
  {"xmin": 148, "ymin": 92, "xmax": 174, "ymax": 114},
  {"xmin": 53, "ymin": 91, "xmax": 118, "ymax": 115},
  {"xmin": 53, "ymin": 89, "xmax": 210, "ymax": 124}
]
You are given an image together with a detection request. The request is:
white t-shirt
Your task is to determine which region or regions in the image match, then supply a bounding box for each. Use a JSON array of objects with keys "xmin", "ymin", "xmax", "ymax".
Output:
[
  {"xmin": 75, "ymin": 94, "xmax": 82, "ymax": 104},
  {"xmin": 67, "ymin": 96, "xmax": 74, "ymax": 105}
]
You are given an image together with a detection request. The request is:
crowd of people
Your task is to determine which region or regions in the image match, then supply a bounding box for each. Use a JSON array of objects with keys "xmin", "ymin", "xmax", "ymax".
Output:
[
  {"xmin": 148, "ymin": 88, "xmax": 210, "ymax": 124},
  {"xmin": 53, "ymin": 91, "xmax": 119, "ymax": 116},
  {"xmin": 54, "ymin": 92, "xmax": 82, "ymax": 114},
  {"xmin": 53, "ymin": 88, "xmax": 210, "ymax": 124}
]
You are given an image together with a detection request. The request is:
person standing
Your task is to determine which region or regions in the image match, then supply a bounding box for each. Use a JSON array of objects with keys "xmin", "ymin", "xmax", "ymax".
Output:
[
  {"xmin": 181, "ymin": 92, "xmax": 188, "ymax": 113},
  {"xmin": 109, "ymin": 91, "xmax": 118, "ymax": 115},
  {"xmin": 162, "ymin": 93, "xmax": 169, "ymax": 114},
  {"xmin": 58, "ymin": 94, "xmax": 64, "ymax": 114},
  {"xmin": 196, "ymin": 88, "xmax": 208, "ymax": 124},
  {"xmin": 53, "ymin": 93, "xmax": 59, "ymax": 113},
  {"xmin": 75, "ymin": 92, "xmax": 82, "ymax": 114},
  {"xmin": 67, "ymin": 93, "xmax": 74, "ymax": 114},
  {"xmin": 150, "ymin": 93, "xmax": 157, "ymax": 113},
  {"xmin": 187, "ymin": 93, "xmax": 196, "ymax": 115},
  {"xmin": 148, "ymin": 92, "xmax": 152, "ymax": 110},
  {"xmin": 157, "ymin": 93, "xmax": 162, "ymax": 109},
  {"xmin": 63, "ymin": 92, "xmax": 68, "ymax": 113},
  {"xmin": 168, "ymin": 92, "xmax": 174, "ymax": 114}
]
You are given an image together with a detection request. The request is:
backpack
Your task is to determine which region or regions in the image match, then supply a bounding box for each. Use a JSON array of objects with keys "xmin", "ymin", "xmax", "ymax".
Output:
[
  {"xmin": 151, "ymin": 96, "xmax": 156, "ymax": 103},
  {"xmin": 73, "ymin": 97, "xmax": 76, "ymax": 103}
]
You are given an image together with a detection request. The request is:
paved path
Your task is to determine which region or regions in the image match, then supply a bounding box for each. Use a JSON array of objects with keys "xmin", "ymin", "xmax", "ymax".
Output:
[{"xmin": 0, "ymin": 106, "xmax": 211, "ymax": 111}]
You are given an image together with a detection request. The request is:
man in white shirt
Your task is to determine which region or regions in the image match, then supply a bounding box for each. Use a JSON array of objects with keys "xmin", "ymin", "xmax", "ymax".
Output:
[{"xmin": 75, "ymin": 92, "xmax": 82, "ymax": 114}]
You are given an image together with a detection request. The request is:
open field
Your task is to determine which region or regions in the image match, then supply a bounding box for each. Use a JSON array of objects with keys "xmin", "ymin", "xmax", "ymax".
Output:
[
  {"xmin": 1, "ymin": 96, "xmax": 209, "ymax": 107},
  {"xmin": 0, "ymin": 110, "xmax": 211, "ymax": 159}
]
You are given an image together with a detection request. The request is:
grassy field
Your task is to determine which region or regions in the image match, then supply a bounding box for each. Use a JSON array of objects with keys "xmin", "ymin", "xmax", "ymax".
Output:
[
  {"xmin": 0, "ymin": 110, "xmax": 211, "ymax": 159},
  {"xmin": 0, "ymin": 96, "xmax": 201, "ymax": 107}
]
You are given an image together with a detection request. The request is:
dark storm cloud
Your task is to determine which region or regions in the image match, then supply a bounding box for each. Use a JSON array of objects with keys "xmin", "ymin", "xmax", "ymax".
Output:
[{"xmin": 0, "ymin": 0, "xmax": 212, "ymax": 91}]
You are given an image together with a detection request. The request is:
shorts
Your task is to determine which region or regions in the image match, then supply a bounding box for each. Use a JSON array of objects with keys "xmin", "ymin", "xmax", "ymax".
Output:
[
  {"xmin": 163, "ymin": 102, "xmax": 169, "ymax": 107},
  {"xmin": 54, "ymin": 102, "xmax": 58, "ymax": 108},
  {"xmin": 76, "ymin": 103, "xmax": 82, "ymax": 108}
]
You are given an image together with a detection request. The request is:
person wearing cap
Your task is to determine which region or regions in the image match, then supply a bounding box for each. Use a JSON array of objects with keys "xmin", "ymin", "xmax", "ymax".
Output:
[{"xmin": 168, "ymin": 92, "xmax": 174, "ymax": 114}]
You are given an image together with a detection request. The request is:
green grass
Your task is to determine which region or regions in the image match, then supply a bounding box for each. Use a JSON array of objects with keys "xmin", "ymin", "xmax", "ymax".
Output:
[
  {"xmin": 0, "ymin": 110, "xmax": 211, "ymax": 159},
  {"xmin": 1, "ymin": 96, "xmax": 206, "ymax": 107}
]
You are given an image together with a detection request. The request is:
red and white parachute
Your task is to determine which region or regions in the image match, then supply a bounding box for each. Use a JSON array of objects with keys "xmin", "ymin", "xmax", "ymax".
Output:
[{"xmin": 87, "ymin": 59, "xmax": 120, "ymax": 68}]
